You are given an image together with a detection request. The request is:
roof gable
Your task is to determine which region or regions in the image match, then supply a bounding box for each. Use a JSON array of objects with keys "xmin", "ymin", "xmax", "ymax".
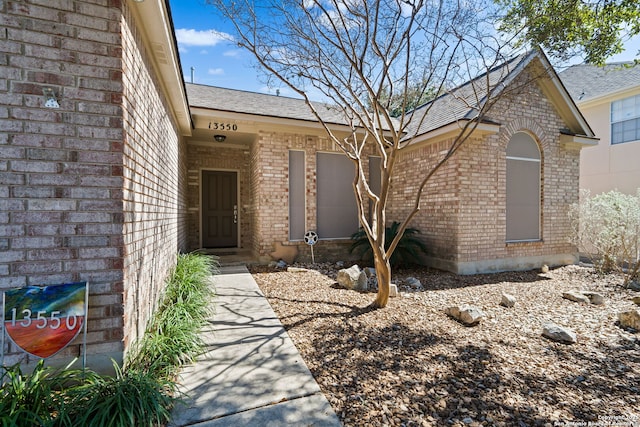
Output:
[{"xmin": 405, "ymin": 51, "xmax": 595, "ymax": 140}]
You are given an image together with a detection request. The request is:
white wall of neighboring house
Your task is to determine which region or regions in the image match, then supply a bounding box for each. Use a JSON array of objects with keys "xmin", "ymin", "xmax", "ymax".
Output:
[{"xmin": 576, "ymin": 88, "xmax": 640, "ymax": 196}]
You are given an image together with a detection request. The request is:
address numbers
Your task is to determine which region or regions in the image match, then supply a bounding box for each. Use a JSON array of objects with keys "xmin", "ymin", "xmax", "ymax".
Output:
[{"xmin": 209, "ymin": 122, "xmax": 238, "ymax": 131}]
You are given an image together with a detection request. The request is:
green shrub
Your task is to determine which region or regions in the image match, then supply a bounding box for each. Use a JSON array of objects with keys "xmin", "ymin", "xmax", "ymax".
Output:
[
  {"xmin": 569, "ymin": 189, "xmax": 640, "ymax": 284},
  {"xmin": 64, "ymin": 363, "xmax": 177, "ymax": 427},
  {"xmin": 350, "ymin": 221, "xmax": 428, "ymax": 268},
  {"xmin": 126, "ymin": 253, "xmax": 218, "ymax": 378},
  {"xmin": 1, "ymin": 360, "xmax": 68, "ymax": 427},
  {"xmin": 0, "ymin": 252, "xmax": 219, "ymax": 427}
]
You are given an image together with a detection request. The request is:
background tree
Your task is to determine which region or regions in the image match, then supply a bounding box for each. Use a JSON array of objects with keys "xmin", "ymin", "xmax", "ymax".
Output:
[
  {"xmin": 497, "ymin": 0, "xmax": 640, "ymax": 64},
  {"xmin": 207, "ymin": 0, "xmax": 531, "ymax": 308}
]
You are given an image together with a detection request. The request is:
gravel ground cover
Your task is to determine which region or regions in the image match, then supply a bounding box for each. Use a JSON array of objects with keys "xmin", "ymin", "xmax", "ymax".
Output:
[{"xmin": 250, "ymin": 263, "xmax": 639, "ymax": 427}]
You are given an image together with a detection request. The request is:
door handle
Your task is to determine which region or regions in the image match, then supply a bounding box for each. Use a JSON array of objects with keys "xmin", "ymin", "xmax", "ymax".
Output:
[{"xmin": 233, "ymin": 205, "xmax": 238, "ymax": 224}]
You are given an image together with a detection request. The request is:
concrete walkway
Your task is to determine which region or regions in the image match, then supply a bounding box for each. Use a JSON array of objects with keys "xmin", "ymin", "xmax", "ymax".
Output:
[{"xmin": 169, "ymin": 264, "xmax": 342, "ymax": 427}]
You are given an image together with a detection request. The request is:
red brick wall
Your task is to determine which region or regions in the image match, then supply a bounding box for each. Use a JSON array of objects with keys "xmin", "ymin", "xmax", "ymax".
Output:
[
  {"xmin": 1, "ymin": 0, "xmax": 125, "ymax": 368},
  {"xmin": 121, "ymin": 5, "xmax": 188, "ymax": 351},
  {"xmin": 390, "ymin": 69, "xmax": 580, "ymax": 273},
  {"xmin": 0, "ymin": 0, "xmax": 188, "ymax": 370}
]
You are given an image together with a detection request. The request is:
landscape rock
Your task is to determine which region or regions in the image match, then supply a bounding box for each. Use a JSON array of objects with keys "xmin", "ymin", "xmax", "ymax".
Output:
[
  {"xmin": 618, "ymin": 310, "xmax": 640, "ymax": 330},
  {"xmin": 500, "ymin": 293, "xmax": 516, "ymax": 308},
  {"xmin": 629, "ymin": 281, "xmax": 640, "ymax": 291},
  {"xmin": 335, "ymin": 261, "xmax": 345, "ymax": 269},
  {"xmin": 632, "ymin": 296, "xmax": 640, "ymax": 306},
  {"xmin": 389, "ymin": 284, "xmax": 398, "ymax": 298},
  {"xmin": 364, "ymin": 267, "xmax": 376, "ymax": 278},
  {"xmin": 405, "ymin": 277, "xmax": 422, "ymax": 290},
  {"xmin": 542, "ymin": 323, "xmax": 577, "ymax": 344},
  {"xmin": 541, "ymin": 264, "xmax": 550, "ymax": 273},
  {"xmin": 336, "ymin": 265, "xmax": 368, "ymax": 291},
  {"xmin": 581, "ymin": 291, "xmax": 605, "ymax": 305},
  {"xmin": 562, "ymin": 290, "xmax": 591, "ymax": 304},
  {"xmin": 445, "ymin": 305, "xmax": 484, "ymax": 326},
  {"xmin": 275, "ymin": 259, "xmax": 288, "ymax": 269},
  {"xmin": 287, "ymin": 266, "xmax": 315, "ymax": 273}
]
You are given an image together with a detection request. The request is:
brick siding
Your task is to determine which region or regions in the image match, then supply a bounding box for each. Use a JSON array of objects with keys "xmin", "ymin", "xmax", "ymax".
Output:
[
  {"xmin": 390, "ymin": 69, "xmax": 580, "ymax": 273},
  {"xmin": 1, "ymin": 1, "xmax": 187, "ymax": 370},
  {"xmin": 120, "ymin": 4, "xmax": 188, "ymax": 353}
]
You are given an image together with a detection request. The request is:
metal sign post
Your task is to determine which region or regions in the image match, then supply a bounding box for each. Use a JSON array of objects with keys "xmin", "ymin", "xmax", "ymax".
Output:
[{"xmin": 303, "ymin": 230, "xmax": 319, "ymax": 264}]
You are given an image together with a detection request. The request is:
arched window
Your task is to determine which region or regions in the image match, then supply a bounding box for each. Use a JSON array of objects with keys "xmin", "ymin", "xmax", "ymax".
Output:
[{"xmin": 506, "ymin": 132, "xmax": 541, "ymax": 242}]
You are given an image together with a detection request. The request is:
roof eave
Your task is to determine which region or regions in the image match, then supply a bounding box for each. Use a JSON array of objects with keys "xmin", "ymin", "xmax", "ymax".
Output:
[
  {"xmin": 559, "ymin": 133, "xmax": 599, "ymax": 149},
  {"xmin": 532, "ymin": 54, "xmax": 596, "ymax": 138},
  {"xmin": 129, "ymin": 0, "xmax": 192, "ymax": 136}
]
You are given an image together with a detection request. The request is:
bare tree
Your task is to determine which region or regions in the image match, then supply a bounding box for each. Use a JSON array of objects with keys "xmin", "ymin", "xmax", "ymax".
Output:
[{"xmin": 207, "ymin": 0, "xmax": 529, "ymax": 308}]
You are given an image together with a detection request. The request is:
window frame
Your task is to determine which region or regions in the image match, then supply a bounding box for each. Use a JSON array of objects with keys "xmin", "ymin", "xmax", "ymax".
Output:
[
  {"xmin": 316, "ymin": 151, "xmax": 359, "ymax": 240},
  {"xmin": 288, "ymin": 150, "xmax": 306, "ymax": 241},
  {"xmin": 611, "ymin": 93, "xmax": 640, "ymax": 145},
  {"xmin": 505, "ymin": 132, "xmax": 542, "ymax": 243}
]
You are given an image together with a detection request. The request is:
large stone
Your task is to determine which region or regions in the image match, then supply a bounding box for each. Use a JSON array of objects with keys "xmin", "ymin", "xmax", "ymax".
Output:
[
  {"xmin": 500, "ymin": 293, "xmax": 516, "ymax": 308},
  {"xmin": 445, "ymin": 305, "xmax": 484, "ymax": 326},
  {"xmin": 632, "ymin": 296, "xmax": 640, "ymax": 306},
  {"xmin": 629, "ymin": 281, "xmax": 640, "ymax": 291},
  {"xmin": 581, "ymin": 291, "xmax": 605, "ymax": 305},
  {"xmin": 562, "ymin": 290, "xmax": 591, "ymax": 304},
  {"xmin": 618, "ymin": 310, "xmax": 640, "ymax": 330},
  {"xmin": 542, "ymin": 323, "xmax": 577, "ymax": 344},
  {"xmin": 336, "ymin": 265, "xmax": 368, "ymax": 291}
]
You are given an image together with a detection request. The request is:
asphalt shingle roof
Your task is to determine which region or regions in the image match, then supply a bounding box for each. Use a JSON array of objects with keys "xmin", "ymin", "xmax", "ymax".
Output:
[
  {"xmin": 185, "ymin": 83, "xmax": 349, "ymax": 125},
  {"xmin": 404, "ymin": 54, "xmax": 528, "ymax": 137},
  {"xmin": 559, "ymin": 62, "xmax": 640, "ymax": 103},
  {"xmin": 186, "ymin": 51, "xmax": 588, "ymax": 139}
]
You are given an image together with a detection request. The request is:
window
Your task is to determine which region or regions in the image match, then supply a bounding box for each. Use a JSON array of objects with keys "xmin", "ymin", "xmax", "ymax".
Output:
[
  {"xmin": 611, "ymin": 94, "xmax": 640, "ymax": 145},
  {"xmin": 289, "ymin": 150, "xmax": 305, "ymax": 240},
  {"xmin": 506, "ymin": 132, "xmax": 541, "ymax": 242},
  {"xmin": 317, "ymin": 152, "xmax": 359, "ymax": 239}
]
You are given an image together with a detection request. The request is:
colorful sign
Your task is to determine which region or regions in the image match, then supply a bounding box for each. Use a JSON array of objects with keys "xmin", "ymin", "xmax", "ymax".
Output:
[{"xmin": 3, "ymin": 282, "xmax": 87, "ymax": 359}]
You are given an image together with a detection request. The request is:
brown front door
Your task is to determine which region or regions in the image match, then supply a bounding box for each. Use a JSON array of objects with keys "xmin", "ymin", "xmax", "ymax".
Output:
[{"xmin": 202, "ymin": 170, "xmax": 238, "ymax": 248}]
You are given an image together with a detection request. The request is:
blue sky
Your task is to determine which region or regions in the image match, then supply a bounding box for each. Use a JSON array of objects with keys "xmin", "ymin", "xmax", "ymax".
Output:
[
  {"xmin": 168, "ymin": 0, "xmax": 640, "ymax": 96},
  {"xmin": 168, "ymin": 0, "xmax": 282, "ymax": 94}
]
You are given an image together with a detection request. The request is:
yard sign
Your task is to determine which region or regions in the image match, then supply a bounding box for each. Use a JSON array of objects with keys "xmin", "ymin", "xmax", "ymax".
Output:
[{"xmin": 2, "ymin": 282, "xmax": 88, "ymax": 368}]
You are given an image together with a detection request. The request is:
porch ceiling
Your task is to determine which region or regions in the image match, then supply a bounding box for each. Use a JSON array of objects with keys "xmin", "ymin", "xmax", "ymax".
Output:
[{"xmin": 189, "ymin": 112, "xmax": 257, "ymax": 146}]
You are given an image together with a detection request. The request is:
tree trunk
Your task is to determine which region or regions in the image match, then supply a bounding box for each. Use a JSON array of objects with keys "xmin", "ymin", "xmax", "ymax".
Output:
[{"xmin": 371, "ymin": 257, "xmax": 392, "ymax": 308}]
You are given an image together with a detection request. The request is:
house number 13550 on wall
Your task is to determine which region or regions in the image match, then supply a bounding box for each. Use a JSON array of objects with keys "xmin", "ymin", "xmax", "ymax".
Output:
[
  {"xmin": 2, "ymin": 282, "xmax": 88, "ymax": 359},
  {"xmin": 209, "ymin": 122, "xmax": 238, "ymax": 131}
]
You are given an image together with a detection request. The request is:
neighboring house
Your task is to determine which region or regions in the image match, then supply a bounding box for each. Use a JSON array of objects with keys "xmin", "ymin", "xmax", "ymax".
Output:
[
  {"xmin": 1, "ymin": 0, "xmax": 595, "ymax": 371},
  {"xmin": 560, "ymin": 63, "xmax": 640, "ymax": 195}
]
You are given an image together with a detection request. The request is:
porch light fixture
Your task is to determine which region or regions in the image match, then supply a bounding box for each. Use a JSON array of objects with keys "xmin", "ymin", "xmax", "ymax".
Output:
[
  {"xmin": 214, "ymin": 134, "xmax": 226, "ymax": 142},
  {"xmin": 42, "ymin": 87, "xmax": 60, "ymax": 109}
]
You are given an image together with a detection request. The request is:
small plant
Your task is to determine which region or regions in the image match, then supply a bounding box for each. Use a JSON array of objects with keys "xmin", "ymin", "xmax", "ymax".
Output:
[
  {"xmin": 126, "ymin": 252, "xmax": 218, "ymax": 378},
  {"xmin": 64, "ymin": 362, "xmax": 177, "ymax": 427},
  {"xmin": 0, "ymin": 252, "xmax": 219, "ymax": 427},
  {"xmin": 350, "ymin": 221, "xmax": 428, "ymax": 268},
  {"xmin": 0, "ymin": 359, "xmax": 90, "ymax": 427},
  {"xmin": 569, "ymin": 189, "xmax": 640, "ymax": 285}
]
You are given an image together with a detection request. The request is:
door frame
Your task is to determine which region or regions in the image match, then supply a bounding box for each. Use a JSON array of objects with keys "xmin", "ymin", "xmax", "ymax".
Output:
[{"xmin": 200, "ymin": 168, "xmax": 241, "ymax": 249}]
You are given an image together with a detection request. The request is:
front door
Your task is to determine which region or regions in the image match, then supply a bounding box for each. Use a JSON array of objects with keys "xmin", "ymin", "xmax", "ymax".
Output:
[{"xmin": 202, "ymin": 170, "xmax": 238, "ymax": 248}]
